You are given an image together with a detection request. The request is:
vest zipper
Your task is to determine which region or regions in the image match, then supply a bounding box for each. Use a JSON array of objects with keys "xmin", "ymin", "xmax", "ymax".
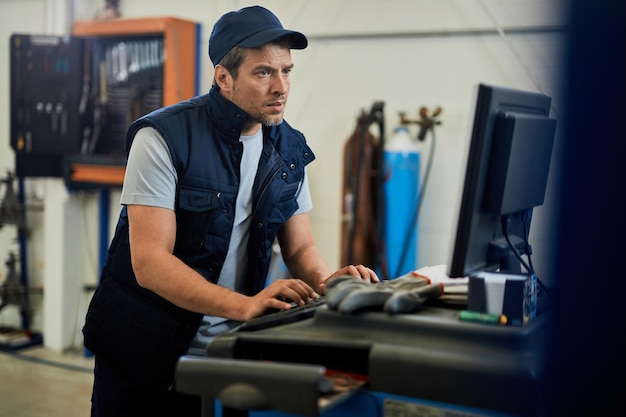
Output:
[{"xmin": 252, "ymin": 160, "xmax": 283, "ymax": 222}]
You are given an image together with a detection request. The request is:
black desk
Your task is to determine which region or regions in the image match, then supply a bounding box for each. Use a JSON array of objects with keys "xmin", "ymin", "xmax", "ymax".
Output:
[{"xmin": 176, "ymin": 306, "xmax": 550, "ymax": 417}]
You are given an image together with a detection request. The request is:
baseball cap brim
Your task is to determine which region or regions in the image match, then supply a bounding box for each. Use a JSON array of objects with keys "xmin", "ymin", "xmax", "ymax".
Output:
[{"xmin": 238, "ymin": 27, "xmax": 308, "ymax": 50}]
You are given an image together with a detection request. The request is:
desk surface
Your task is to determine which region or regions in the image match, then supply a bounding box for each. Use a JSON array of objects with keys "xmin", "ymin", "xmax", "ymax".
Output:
[{"xmin": 187, "ymin": 305, "xmax": 550, "ymax": 417}]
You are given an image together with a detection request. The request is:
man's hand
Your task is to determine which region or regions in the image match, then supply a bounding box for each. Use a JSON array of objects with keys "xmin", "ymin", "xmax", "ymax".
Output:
[
  {"xmin": 243, "ymin": 278, "xmax": 319, "ymax": 320},
  {"xmin": 316, "ymin": 264, "xmax": 379, "ymax": 295}
]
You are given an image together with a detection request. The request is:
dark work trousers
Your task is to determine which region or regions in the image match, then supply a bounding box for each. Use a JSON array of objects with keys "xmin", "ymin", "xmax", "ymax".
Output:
[{"xmin": 91, "ymin": 355, "xmax": 201, "ymax": 417}]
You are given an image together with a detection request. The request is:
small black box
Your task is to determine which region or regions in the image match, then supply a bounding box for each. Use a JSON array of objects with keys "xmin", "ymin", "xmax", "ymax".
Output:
[{"xmin": 468, "ymin": 272, "xmax": 537, "ymax": 326}]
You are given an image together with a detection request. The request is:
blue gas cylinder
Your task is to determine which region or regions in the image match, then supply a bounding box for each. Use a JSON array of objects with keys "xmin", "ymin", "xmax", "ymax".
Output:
[{"xmin": 384, "ymin": 126, "xmax": 420, "ymax": 278}]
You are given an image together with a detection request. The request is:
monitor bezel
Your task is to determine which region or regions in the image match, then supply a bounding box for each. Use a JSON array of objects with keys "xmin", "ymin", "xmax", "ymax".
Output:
[{"xmin": 447, "ymin": 83, "xmax": 554, "ymax": 278}]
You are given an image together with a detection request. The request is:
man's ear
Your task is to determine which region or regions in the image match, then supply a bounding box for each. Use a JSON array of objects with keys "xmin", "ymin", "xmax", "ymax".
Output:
[{"xmin": 214, "ymin": 65, "xmax": 232, "ymax": 92}]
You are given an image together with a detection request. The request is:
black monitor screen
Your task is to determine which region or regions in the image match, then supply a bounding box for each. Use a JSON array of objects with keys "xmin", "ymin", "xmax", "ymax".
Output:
[{"xmin": 448, "ymin": 83, "xmax": 557, "ymax": 278}]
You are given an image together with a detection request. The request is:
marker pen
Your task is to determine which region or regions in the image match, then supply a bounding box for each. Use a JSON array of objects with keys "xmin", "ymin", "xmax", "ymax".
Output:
[{"xmin": 458, "ymin": 310, "xmax": 507, "ymax": 325}]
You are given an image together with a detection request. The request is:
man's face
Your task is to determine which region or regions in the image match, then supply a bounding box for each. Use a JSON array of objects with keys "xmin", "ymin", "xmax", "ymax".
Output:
[{"xmin": 228, "ymin": 43, "xmax": 294, "ymax": 132}]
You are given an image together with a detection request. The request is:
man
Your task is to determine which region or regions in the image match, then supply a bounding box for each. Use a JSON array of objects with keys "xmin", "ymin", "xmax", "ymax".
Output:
[{"xmin": 83, "ymin": 6, "xmax": 377, "ymax": 417}]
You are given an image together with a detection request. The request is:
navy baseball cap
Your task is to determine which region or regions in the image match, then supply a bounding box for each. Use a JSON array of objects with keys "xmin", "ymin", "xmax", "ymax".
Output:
[{"xmin": 208, "ymin": 5, "xmax": 308, "ymax": 67}]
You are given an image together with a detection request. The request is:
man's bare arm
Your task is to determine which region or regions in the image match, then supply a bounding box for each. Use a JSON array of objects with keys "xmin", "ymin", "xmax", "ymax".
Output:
[
  {"xmin": 278, "ymin": 212, "xmax": 378, "ymax": 295},
  {"xmin": 128, "ymin": 205, "xmax": 317, "ymax": 319}
]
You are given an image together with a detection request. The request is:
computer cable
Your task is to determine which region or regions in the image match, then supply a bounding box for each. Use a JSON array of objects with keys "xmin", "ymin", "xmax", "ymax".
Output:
[
  {"xmin": 501, "ymin": 214, "xmax": 553, "ymax": 300},
  {"xmin": 501, "ymin": 214, "xmax": 533, "ymax": 274},
  {"xmin": 519, "ymin": 211, "xmax": 553, "ymax": 299},
  {"xmin": 521, "ymin": 209, "xmax": 536, "ymax": 273}
]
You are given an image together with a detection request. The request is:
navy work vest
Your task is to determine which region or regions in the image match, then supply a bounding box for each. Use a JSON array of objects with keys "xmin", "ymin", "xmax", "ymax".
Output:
[{"xmin": 83, "ymin": 88, "xmax": 315, "ymax": 391}]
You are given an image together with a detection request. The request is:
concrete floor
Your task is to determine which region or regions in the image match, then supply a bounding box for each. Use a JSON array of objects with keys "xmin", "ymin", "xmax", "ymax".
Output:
[{"xmin": 0, "ymin": 345, "xmax": 94, "ymax": 417}]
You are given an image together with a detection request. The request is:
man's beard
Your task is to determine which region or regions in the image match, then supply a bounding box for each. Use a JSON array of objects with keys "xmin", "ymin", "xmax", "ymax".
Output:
[{"xmin": 248, "ymin": 112, "xmax": 284, "ymax": 127}]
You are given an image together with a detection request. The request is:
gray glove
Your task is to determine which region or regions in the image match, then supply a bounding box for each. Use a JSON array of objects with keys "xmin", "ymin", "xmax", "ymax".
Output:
[
  {"xmin": 326, "ymin": 273, "xmax": 431, "ymax": 314},
  {"xmin": 383, "ymin": 283, "xmax": 443, "ymax": 314}
]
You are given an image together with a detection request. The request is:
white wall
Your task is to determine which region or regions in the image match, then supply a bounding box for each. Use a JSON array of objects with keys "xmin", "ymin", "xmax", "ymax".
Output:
[{"xmin": 0, "ymin": 0, "xmax": 567, "ymax": 350}]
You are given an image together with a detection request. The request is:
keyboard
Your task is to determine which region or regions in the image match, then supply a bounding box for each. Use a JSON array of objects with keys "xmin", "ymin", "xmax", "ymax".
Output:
[{"xmin": 236, "ymin": 297, "xmax": 326, "ymax": 332}]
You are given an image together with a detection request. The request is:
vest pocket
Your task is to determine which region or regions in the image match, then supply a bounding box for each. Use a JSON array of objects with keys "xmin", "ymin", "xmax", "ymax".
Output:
[
  {"xmin": 178, "ymin": 186, "xmax": 220, "ymax": 212},
  {"xmin": 267, "ymin": 182, "xmax": 300, "ymax": 223},
  {"xmin": 176, "ymin": 186, "xmax": 223, "ymax": 250}
]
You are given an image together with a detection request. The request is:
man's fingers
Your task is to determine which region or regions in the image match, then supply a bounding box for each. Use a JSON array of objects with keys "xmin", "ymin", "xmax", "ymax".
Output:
[{"xmin": 346, "ymin": 264, "xmax": 380, "ymax": 282}]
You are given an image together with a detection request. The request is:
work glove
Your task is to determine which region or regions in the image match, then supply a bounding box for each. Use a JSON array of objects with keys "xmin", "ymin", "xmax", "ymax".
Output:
[
  {"xmin": 326, "ymin": 272, "xmax": 439, "ymax": 314},
  {"xmin": 383, "ymin": 282, "xmax": 443, "ymax": 314}
]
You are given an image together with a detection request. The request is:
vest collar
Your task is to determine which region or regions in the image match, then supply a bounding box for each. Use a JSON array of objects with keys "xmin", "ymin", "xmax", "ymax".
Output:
[{"xmin": 206, "ymin": 87, "xmax": 250, "ymax": 141}]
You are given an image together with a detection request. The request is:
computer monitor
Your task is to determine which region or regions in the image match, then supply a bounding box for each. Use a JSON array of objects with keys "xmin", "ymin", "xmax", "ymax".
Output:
[{"xmin": 448, "ymin": 83, "xmax": 557, "ymax": 278}]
